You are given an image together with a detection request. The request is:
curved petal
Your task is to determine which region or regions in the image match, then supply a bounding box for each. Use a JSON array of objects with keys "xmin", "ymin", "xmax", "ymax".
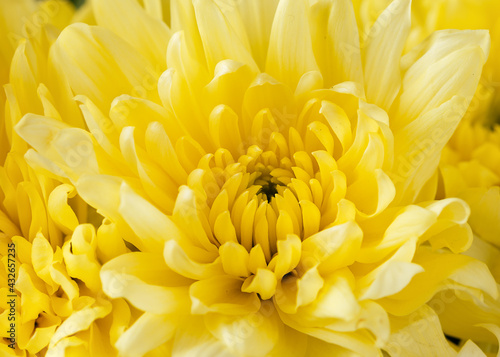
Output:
[
  {"xmin": 379, "ymin": 247, "xmax": 498, "ymax": 316},
  {"xmin": 100, "ymin": 252, "xmax": 191, "ymax": 314},
  {"xmin": 204, "ymin": 301, "xmax": 282, "ymax": 357},
  {"xmin": 385, "ymin": 305, "xmax": 456, "ymax": 357},
  {"xmin": 190, "ymin": 275, "xmax": 260, "ymax": 315},
  {"xmin": 115, "ymin": 312, "xmax": 177, "ymax": 357}
]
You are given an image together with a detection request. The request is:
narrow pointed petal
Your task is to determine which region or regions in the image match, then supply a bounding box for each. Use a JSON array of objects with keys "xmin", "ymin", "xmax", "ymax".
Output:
[
  {"xmin": 363, "ymin": 0, "xmax": 411, "ymax": 110},
  {"xmin": 309, "ymin": 0, "xmax": 364, "ymax": 88},
  {"xmin": 266, "ymin": 0, "xmax": 319, "ymax": 89},
  {"xmin": 192, "ymin": 0, "xmax": 258, "ymax": 73}
]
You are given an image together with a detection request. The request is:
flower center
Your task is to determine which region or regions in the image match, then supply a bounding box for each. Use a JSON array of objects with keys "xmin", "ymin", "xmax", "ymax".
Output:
[
  {"xmin": 186, "ymin": 128, "xmax": 337, "ymax": 266},
  {"xmin": 256, "ymin": 172, "xmax": 281, "ymax": 203}
]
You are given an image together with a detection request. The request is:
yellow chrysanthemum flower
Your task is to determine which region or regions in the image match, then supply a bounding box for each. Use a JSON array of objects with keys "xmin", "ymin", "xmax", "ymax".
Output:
[
  {"xmin": 5, "ymin": 0, "xmax": 500, "ymax": 355},
  {"xmin": 431, "ymin": 122, "xmax": 500, "ymax": 351}
]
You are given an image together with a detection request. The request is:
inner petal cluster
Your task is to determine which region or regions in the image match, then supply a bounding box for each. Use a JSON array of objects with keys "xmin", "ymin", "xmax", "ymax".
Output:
[{"xmin": 179, "ymin": 85, "xmax": 388, "ymax": 301}]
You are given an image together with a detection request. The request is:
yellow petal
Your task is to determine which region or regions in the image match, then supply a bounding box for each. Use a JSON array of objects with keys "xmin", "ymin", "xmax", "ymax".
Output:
[
  {"xmin": 309, "ymin": 0, "xmax": 363, "ymax": 88},
  {"xmin": 346, "ymin": 169, "xmax": 395, "ymax": 217},
  {"xmin": 118, "ymin": 126, "xmax": 178, "ymax": 213},
  {"xmin": 76, "ymin": 175, "xmax": 144, "ymax": 250},
  {"xmin": 386, "ymin": 305, "xmax": 456, "ymax": 357},
  {"xmin": 9, "ymin": 40, "xmax": 43, "ymax": 117},
  {"xmin": 15, "ymin": 114, "xmax": 69, "ymax": 169},
  {"xmin": 52, "ymin": 128, "xmax": 100, "ymax": 180},
  {"xmin": 268, "ymin": 325, "xmax": 308, "ymax": 357},
  {"xmin": 31, "ymin": 234, "xmax": 55, "ymax": 290},
  {"xmin": 164, "ymin": 239, "xmax": 224, "ymax": 280},
  {"xmin": 461, "ymin": 187, "xmax": 500, "ymax": 247},
  {"xmin": 47, "ymin": 184, "xmax": 79, "ymax": 235},
  {"xmin": 51, "ymin": 23, "xmax": 159, "ymax": 112},
  {"xmin": 236, "ymin": 0, "xmax": 279, "ymax": 70},
  {"xmin": 392, "ymin": 96, "xmax": 470, "ymax": 204},
  {"xmin": 265, "ymin": 0, "xmax": 319, "ymax": 89},
  {"xmin": 19, "ymin": 312, "xmax": 60, "ymax": 355},
  {"xmin": 301, "ymin": 221, "xmax": 363, "ymax": 275},
  {"xmin": 115, "ymin": 312, "xmax": 177, "ymax": 357},
  {"xmin": 396, "ymin": 30, "xmax": 490, "ymax": 127},
  {"xmin": 204, "ymin": 60, "xmax": 256, "ymax": 119},
  {"xmin": 380, "ymin": 247, "xmax": 498, "ymax": 316},
  {"xmin": 304, "ymin": 268, "xmax": 360, "ymax": 321},
  {"xmin": 171, "ymin": 316, "xmax": 236, "ymax": 357},
  {"xmin": 422, "ymin": 198, "xmax": 473, "ymax": 254},
  {"xmin": 16, "ymin": 266, "xmax": 51, "ymax": 322},
  {"xmin": 363, "ymin": 0, "xmax": 411, "ymax": 110},
  {"xmin": 93, "ymin": 0, "xmax": 171, "ymax": 67},
  {"xmin": 209, "ymin": 104, "xmax": 244, "ymax": 157},
  {"xmin": 219, "ymin": 242, "xmax": 250, "ymax": 278},
  {"xmin": 273, "ymin": 234, "xmax": 301, "ymax": 279},
  {"xmin": 242, "ymin": 73, "xmax": 295, "ymax": 136},
  {"xmin": 145, "ymin": 121, "xmax": 188, "ymax": 185},
  {"xmin": 170, "ymin": 0, "xmax": 205, "ymax": 60},
  {"xmin": 100, "ymin": 252, "xmax": 190, "ymax": 314},
  {"xmin": 118, "ymin": 181, "xmax": 183, "ymax": 252},
  {"xmin": 190, "ymin": 275, "xmax": 260, "ymax": 315},
  {"xmin": 192, "ymin": 0, "xmax": 258, "ymax": 73},
  {"xmin": 358, "ymin": 203, "xmax": 440, "ymax": 264},
  {"xmin": 457, "ymin": 340, "xmax": 488, "ymax": 357},
  {"xmin": 62, "ymin": 225, "xmax": 101, "ymax": 293},
  {"xmin": 172, "ymin": 186, "xmax": 219, "ymax": 252},
  {"xmin": 204, "ymin": 301, "xmax": 281, "ymax": 356},
  {"xmin": 96, "ymin": 220, "xmax": 129, "ymax": 264},
  {"xmin": 242, "ymin": 268, "xmax": 277, "ymax": 300},
  {"xmin": 275, "ymin": 264, "xmax": 323, "ymax": 314},
  {"xmin": 428, "ymin": 290, "xmax": 500, "ymax": 344},
  {"xmin": 357, "ymin": 260, "xmax": 424, "ymax": 301},
  {"xmin": 50, "ymin": 301, "xmax": 112, "ymax": 344}
]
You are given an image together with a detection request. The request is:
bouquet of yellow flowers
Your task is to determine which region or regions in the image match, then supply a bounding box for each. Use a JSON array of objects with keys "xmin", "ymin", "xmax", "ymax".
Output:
[{"xmin": 1, "ymin": 0, "xmax": 499, "ymax": 356}]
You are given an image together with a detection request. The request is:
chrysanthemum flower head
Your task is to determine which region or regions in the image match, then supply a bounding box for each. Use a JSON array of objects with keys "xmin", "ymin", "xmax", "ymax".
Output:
[{"xmin": 10, "ymin": 0, "xmax": 499, "ymax": 355}]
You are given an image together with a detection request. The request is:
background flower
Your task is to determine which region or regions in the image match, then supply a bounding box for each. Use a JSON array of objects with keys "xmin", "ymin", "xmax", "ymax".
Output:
[{"xmin": 356, "ymin": 0, "xmax": 500, "ymax": 352}]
